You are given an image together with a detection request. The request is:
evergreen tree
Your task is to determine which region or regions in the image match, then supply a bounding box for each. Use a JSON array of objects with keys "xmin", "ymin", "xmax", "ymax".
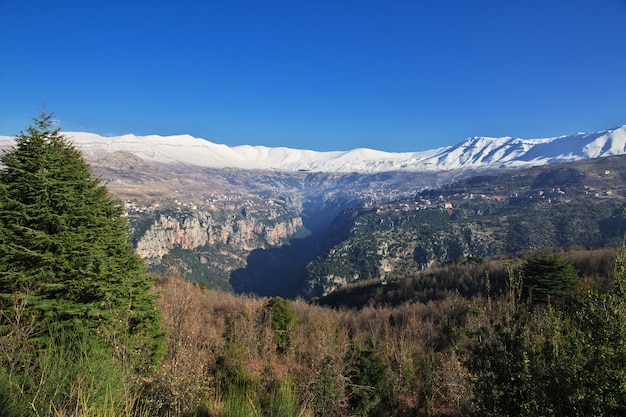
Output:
[
  {"xmin": 521, "ymin": 250, "xmax": 579, "ymax": 304},
  {"xmin": 0, "ymin": 113, "xmax": 162, "ymax": 371}
]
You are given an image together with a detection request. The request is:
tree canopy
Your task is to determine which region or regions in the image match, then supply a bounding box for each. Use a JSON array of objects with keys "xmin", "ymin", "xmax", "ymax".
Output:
[
  {"xmin": 0, "ymin": 113, "xmax": 162, "ymax": 370},
  {"xmin": 521, "ymin": 250, "xmax": 579, "ymax": 304}
]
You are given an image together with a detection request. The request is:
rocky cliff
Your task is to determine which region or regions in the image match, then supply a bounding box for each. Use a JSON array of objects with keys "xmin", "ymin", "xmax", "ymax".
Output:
[
  {"xmin": 135, "ymin": 209, "xmax": 303, "ymax": 259},
  {"xmin": 130, "ymin": 207, "xmax": 306, "ymax": 290}
]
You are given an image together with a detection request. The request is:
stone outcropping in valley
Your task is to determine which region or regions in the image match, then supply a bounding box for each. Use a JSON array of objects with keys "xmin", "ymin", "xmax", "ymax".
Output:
[
  {"xmin": 136, "ymin": 209, "xmax": 303, "ymax": 259},
  {"xmin": 130, "ymin": 207, "xmax": 306, "ymax": 291}
]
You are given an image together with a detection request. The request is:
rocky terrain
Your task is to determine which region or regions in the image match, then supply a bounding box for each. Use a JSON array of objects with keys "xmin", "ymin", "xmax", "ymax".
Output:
[
  {"xmin": 86, "ymin": 152, "xmax": 465, "ymax": 294},
  {"xmin": 304, "ymin": 155, "xmax": 626, "ymax": 296},
  {"xmin": 2, "ymin": 125, "xmax": 625, "ymax": 297}
]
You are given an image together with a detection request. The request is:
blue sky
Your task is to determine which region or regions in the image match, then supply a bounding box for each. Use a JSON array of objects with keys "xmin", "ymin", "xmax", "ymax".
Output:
[{"xmin": 1, "ymin": 1, "xmax": 625, "ymax": 152}]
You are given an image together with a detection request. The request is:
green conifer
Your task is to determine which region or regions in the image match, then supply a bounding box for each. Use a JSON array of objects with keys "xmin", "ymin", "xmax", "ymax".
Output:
[
  {"xmin": 0, "ymin": 112, "xmax": 162, "ymax": 371},
  {"xmin": 521, "ymin": 250, "xmax": 579, "ymax": 304}
]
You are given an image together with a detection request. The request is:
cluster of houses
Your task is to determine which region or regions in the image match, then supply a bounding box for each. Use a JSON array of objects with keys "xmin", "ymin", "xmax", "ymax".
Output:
[
  {"xmin": 122, "ymin": 190, "xmax": 288, "ymax": 216},
  {"xmin": 371, "ymin": 175, "xmax": 621, "ymax": 215},
  {"xmin": 372, "ymin": 195, "xmax": 456, "ymax": 214},
  {"xmin": 120, "ymin": 168, "xmax": 622, "ymax": 219}
]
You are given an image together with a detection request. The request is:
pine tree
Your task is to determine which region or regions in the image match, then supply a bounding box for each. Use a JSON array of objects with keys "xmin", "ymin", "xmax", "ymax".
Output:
[
  {"xmin": 521, "ymin": 250, "xmax": 579, "ymax": 304},
  {"xmin": 0, "ymin": 113, "xmax": 162, "ymax": 371}
]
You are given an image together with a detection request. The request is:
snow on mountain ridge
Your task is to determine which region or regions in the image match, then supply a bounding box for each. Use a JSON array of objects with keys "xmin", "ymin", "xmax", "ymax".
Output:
[{"xmin": 0, "ymin": 125, "xmax": 624, "ymax": 172}]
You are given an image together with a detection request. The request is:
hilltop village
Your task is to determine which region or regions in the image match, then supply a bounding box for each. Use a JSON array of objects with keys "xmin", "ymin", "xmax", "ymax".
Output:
[{"xmin": 373, "ymin": 168, "xmax": 622, "ymax": 214}]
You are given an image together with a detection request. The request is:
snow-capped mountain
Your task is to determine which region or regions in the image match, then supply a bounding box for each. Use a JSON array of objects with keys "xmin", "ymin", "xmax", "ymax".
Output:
[{"xmin": 1, "ymin": 125, "xmax": 625, "ymax": 173}]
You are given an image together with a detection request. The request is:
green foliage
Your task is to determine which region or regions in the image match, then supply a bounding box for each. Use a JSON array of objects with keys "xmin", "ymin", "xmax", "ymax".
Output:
[
  {"xmin": 563, "ymin": 246, "xmax": 626, "ymax": 415},
  {"xmin": 345, "ymin": 341, "xmax": 388, "ymax": 416},
  {"xmin": 465, "ymin": 247, "xmax": 626, "ymax": 416},
  {"xmin": 0, "ymin": 113, "xmax": 163, "ymax": 371},
  {"xmin": 213, "ymin": 340, "xmax": 254, "ymax": 397},
  {"xmin": 464, "ymin": 306, "xmax": 547, "ymax": 416},
  {"xmin": 263, "ymin": 296, "xmax": 297, "ymax": 354},
  {"xmin": 313, "ymin": 356, "xmax": 348, "ymax": 417},
  {"xmin": 414, "ymin": 350, "xmax": 439, "ymax": 416},
  {"xmin": 521, "ymin": 250, "xmax": 580, "ymax": 304},
  {"xmin": 267, "ymin": 377, "xmax": 300, "ymax": 417},
  {"xmin": 212, "ymin": 360, "xmax": 303, "ymax": 417},
  {"xmin": 0, "ymin": 113, "xmax": 163, "ymax": 416},
  {"xmin": 221, "ymin": 392, "xmax": 261, "ymax": 417},
  {"xmin": 0, "ymin": 328, "xmax": 140, "ymax": 417}
]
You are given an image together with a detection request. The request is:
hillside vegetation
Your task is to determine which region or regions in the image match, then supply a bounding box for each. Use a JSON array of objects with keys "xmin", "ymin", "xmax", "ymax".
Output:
[
  {"xmin": 5, "ymin": 244, "xmax": 624, "ymax": 415},
  {"xmin": 316, "ymin": 247, "xmax": 618, "ymax": 309},
  {"xmin": 144, "ymin": 245, "xmax": 626, "ymax": 416},
  {"xmin": 305, "ymin": 156, "xmax": 626, "ymax": 296},
  {"xmin": 1, "ymin": 115, "xmax": 625, "ymax": 416}
]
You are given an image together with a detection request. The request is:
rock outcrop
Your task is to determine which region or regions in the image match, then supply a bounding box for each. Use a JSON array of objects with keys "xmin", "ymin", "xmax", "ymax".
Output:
[{"xmin": 135, "ymin": 208, "xmax": 304, "ymax": 261}]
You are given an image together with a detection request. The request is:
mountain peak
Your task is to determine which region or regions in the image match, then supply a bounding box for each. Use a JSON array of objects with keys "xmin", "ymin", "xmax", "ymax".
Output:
[{"xmin": 1, "ymin": 125, "xmax": 625, "ymax": 173}]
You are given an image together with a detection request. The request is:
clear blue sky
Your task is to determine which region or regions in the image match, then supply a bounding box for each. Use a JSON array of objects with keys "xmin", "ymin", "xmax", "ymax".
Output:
[{"xmin": 1, "ymin": 0, "xmax": 625, "ymax": 152}]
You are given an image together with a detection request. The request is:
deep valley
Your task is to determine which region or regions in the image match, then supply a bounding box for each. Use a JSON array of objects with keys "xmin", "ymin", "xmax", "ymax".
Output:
[{"xmin": 87, "ymin": 150, "xmax": 626, "ymax": 299}]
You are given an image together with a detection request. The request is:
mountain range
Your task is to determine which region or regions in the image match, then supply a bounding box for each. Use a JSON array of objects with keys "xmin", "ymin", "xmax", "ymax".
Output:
[
  {"xmin": 2, "ymin": 124, "xmax": 626, "ymax": 298},
  {"xmin": 2, "ymin": 125, "xmax": 626, "ymax": 172}
]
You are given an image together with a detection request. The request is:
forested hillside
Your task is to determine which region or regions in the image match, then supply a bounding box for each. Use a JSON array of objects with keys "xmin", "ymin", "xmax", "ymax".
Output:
[{"xmin": 305, "ymin": 155, "xmax": 626, "ymax": 296}]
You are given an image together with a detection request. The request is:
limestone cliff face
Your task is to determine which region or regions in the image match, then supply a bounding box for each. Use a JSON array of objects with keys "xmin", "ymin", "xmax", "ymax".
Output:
[{"xmin": 135, "ymin": 209, "xmax": 304, "ymax": 260}]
